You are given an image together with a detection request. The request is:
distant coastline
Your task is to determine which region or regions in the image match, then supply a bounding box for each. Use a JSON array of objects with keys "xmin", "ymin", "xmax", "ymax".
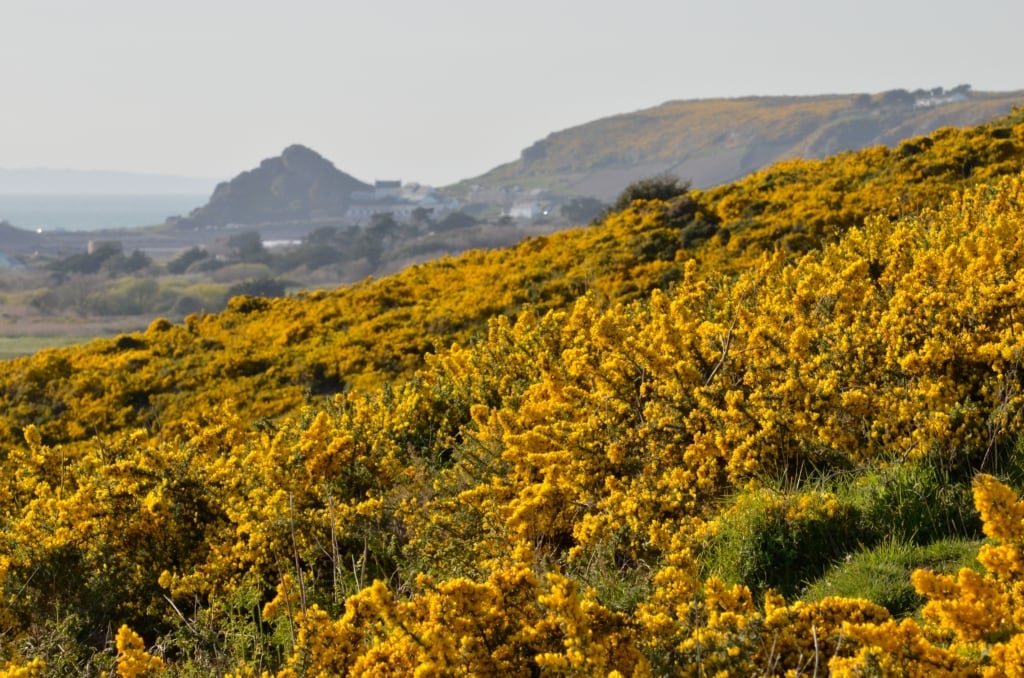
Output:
[{"xmin": 0, "ymin": 194, "xmax": 207, "ymax": 232}]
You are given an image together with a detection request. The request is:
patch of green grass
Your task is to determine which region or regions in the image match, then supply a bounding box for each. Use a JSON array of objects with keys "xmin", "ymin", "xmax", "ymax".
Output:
[
  {"xmin": 843, "ymin": 458, "xmax": 982, "ymax": 545},
  {"xmin": 0, "ymin": 336, "xmax": 90, "ymax": 360},
  {"xmin": 704, "ymin": 487, "xmax": 866, "ymax": 598},
  {"xmin": 567, "ymin": 539, "xmax": 654, "ymax": 615},
  {"xmin": 705, "ymin": 452, "xmax": 986, "ymax": 603},
  {"xmin": 801, "ymin": 537, "xmax": 983, "ymax": 618}
]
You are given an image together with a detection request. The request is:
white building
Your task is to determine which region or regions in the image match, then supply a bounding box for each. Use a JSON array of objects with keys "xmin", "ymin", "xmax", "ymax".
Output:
[{"xmin": 346, "ymin": 180, "xmax": 459, "ymax": 226}]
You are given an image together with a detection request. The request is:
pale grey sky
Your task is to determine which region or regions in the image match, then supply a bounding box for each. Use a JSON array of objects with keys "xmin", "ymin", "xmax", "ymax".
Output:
[{"xmin": 2, "ymin": 0, "xmax": 1022, "ymax": 187}]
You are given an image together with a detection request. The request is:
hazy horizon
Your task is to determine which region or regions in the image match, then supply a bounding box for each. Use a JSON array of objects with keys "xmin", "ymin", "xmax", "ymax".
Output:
[
  {"xmin": 0, "ymin": 168, "xmax": 221, "ymax": 196},
  {"xmin": 3, "ymin": 1, "xmax": 1023, "ymax": 186},
  {"xmin": 0, "ymin": 193, "xmax": 208, "ymax": 231}
]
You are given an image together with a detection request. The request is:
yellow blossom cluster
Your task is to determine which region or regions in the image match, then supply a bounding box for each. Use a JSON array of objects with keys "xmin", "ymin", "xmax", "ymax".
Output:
[{"xmin": 114, "ymin": 626, "xmax": 164, "ymax": 678}]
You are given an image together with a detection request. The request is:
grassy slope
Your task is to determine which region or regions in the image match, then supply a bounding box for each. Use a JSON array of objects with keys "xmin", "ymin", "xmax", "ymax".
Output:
[{"xmin": 456, "ymin": 90, "xmax": 1024, "ymax": 199}]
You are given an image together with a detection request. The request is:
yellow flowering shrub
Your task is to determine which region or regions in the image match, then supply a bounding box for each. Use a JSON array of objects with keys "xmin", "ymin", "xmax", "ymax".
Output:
[
  {"xmin": 636, "ymin": 564, "xmax": 894, "ymax": 676},
  {"xmin": 908, "ymin": 475, "xmax": 1024, "ymax": 674},
  {"xmin": 5, "ymin": 115, "xmax": 1024, "ymax": 673},
  {"xmin": 828, "ymin": 617, "xmax": 969, "ymax": 676},
  {"xmin": 261, "ymin": 563, "xmax": 648, "ymax": 677}
]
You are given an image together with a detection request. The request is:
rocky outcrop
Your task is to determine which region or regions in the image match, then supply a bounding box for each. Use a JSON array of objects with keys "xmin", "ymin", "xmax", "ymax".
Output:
[{"xmin": 172, "ymin": 145, "xmax": 370, "ymax": 229}]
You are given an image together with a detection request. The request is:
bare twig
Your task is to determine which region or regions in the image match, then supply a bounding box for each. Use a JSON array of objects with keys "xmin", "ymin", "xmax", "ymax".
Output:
[
  {"xmin": 288, "ymin": 492, "xmax": 308, "ymax": 614},
  {"xmin": 704, "ymin": 317, "xmax": 737, "ymax": 386}
]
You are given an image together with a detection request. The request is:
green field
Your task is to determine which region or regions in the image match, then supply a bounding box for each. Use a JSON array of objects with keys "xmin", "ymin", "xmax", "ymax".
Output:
[{"xmin": 0, "ymin": 335, "xmax": 91, "ymax": 360}]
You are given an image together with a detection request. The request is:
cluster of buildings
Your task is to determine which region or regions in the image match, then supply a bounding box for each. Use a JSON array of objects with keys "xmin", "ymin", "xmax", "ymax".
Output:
[
  {"xmin": 913, "ymin": 85, "xmax": 971, "ymax": 108},
  {"xmin": 346, "ymin": 181, "xmax": 562, "ymax": 226},
  {"xmin": 345, "ymin": 181, "xmax": 461, "ymax": 226}
]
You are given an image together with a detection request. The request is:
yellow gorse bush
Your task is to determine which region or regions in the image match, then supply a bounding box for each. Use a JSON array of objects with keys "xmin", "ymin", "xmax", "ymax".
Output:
[{"xmin": 5, "ymin": 113, "xmax": 1024, "ymax": 673}]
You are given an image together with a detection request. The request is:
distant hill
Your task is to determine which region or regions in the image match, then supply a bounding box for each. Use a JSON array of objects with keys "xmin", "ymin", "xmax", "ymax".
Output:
[
  {"xmin": 453, "ymin": 86, "xmax": 1024, "ymax": 201},
  {"xmin": 0, "ymin": 221, "xmax": 40, "ymax": 266},
  {"xmin": 0, "ymin": 220, "xmax": 41, "ymax": 250},
  {"xmin": 0, "ymin": 168, "xmax": 219, "ymax": 195},
  {"xmin": 172, "ymin": 144, "xmax": 371, "ymax": 229}
]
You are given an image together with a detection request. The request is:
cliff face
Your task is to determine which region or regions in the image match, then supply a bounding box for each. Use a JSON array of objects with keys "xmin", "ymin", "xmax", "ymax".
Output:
[{"xmin": 174, "ymin": 145, "xmax": 371, "ymax": 228}]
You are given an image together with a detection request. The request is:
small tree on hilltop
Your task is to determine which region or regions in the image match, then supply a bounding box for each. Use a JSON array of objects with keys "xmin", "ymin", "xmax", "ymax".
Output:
[
  {"xmin": 609, "ymin": 174, "xmax": 691, "ymax": 214},
  {"xmin": 560, "ymin": 196, "xmax": 607, "ymax": 225}
]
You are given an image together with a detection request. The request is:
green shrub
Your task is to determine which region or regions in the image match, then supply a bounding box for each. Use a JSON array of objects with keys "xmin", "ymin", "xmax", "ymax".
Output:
[
  {"xmin": 846, "ymin": 458, "xmax": 982, "ymax": 545},
  {"xmin": 178, "ymin": 283, "xmax": 231, "ymax": 310},
  {"xmin": 86, "ymin": 277, "xmax": 160, "ymax": 315},
  {"xmin": 705, "ymin": 487, "xmax": 865, "ymax": 598},
  {"xmin": 609, "ymin": 174, "xmax": 691, "ymax": 213},
  {"xmin": 167, "ymin": 246, "xmax": 209, "ymax": 274}
]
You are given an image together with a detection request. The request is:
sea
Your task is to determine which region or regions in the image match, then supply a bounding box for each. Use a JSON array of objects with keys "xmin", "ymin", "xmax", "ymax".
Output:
[{"xmin": 0, "ymin": 194, "xmax": 208, "ymax": 232}]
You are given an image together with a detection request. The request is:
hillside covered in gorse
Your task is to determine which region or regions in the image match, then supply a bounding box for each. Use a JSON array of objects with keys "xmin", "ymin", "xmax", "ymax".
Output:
[{"xmin": 3, "ymin": 108, "xmax": 1024, "ymax": 675}]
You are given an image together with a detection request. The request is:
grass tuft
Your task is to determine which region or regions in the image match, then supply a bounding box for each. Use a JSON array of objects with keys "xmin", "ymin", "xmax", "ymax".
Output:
[{"xmin": 801, "ymin": 537, "xmax": 983, "ymax": 618}]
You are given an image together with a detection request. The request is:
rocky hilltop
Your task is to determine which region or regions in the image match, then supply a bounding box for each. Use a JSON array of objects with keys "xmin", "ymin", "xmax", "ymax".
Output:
[{"xmin": 172, "ymin": 144, "xmax": 370, "ymax": 229}]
